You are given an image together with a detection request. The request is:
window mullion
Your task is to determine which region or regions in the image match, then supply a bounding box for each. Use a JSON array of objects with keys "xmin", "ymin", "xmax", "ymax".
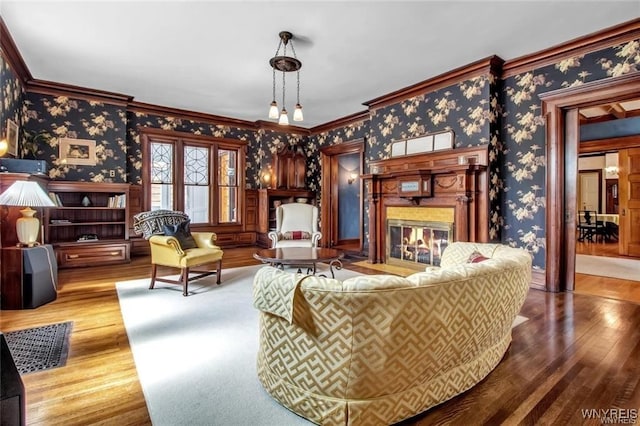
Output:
[{"xmin": 172, "ymin": 139, "xmax": 182, "ymax": 211}]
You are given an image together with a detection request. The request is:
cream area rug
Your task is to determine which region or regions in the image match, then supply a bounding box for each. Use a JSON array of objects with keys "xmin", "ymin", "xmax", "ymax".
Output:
[
  {"xmin": 116, "ymin": 264, "xmax": 528, "ymax": 425},
  {"xmin": 575, "ymin": 254, "xmax": 640, "ymax": 282}
]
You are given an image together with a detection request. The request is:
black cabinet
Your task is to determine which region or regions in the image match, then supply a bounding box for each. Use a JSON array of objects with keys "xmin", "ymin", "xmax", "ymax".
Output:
[{"xmin": 1, "ymin": 245, "xmax": 58, "ymax": 310}]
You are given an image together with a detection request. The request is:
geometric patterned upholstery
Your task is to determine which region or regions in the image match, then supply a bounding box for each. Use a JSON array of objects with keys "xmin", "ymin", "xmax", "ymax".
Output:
[
  {"xmin": 133, "ymin": 209, "xmax": 190, "ymax": 240},
  {"xmin": 252, "ymin": 242, "xmax": 532, "ymax": 425}
]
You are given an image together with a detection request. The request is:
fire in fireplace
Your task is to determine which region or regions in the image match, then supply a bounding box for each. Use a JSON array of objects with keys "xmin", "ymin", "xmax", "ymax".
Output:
[{"xmin": 387, "ymin": 219, "xmax": 453, "ymax": 269}]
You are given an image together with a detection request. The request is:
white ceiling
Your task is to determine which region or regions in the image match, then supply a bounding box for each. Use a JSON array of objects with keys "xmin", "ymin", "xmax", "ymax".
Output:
[{"xmin": 1, "ymin": 1, "xmax": 639, "ymax": 128}]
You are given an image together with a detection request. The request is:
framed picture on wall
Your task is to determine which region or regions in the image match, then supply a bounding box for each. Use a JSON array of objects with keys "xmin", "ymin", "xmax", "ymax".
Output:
[
  {"xmin": 391, "ymin": 140, "xmax": 406, "ymax": 157},
  {"xmin": 59, "ymin": 138, "xmax": 97, "ymax": 166},
  {"xmin": 6, "ymin": 119, "xmax": 18, "ymax": 157},
  {"xmin": 433, "ymin": 130, "xmax": 454, "ymax": 151},
  {"xmin": 406, "ymin": 134, "xmax": 433, "ymax": 155}
]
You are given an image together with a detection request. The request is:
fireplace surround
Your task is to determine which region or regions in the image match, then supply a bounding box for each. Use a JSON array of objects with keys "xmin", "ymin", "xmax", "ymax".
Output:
[{"xmin": 363, "ymin": 145, "xmax": 489, "ymax": 264}]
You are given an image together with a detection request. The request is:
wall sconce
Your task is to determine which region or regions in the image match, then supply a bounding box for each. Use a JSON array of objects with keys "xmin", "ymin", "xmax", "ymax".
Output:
[
  {"xmin": 0, "ymin": 138, "xmax": 8, "ymax": 156},
  {"xmin": 259, "ymin": 164, "xmax": 274, "ymax": 188},
  {"xmin": 0, "ymin": 180, "xmax": 56, "ymax": 247},
  {"xmin": 348, "ymin": 172, "xmax": 359, "ymax": 185}
]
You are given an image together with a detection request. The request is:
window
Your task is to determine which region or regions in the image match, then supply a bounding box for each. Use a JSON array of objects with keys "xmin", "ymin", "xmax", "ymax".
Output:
[
  {"xmin": 144, "ymin": 130, "xmax": 245, "ymax": 226},
  {"xmin": 218, "ymin": 149, "xmax": 237, "ymax": 223},
  {"xmin": 184, "ymin": 145, "xmax": 209, "ymax": 223},
  {"xmin": 150, "ymin": 142, "xmax": 174, "ymax": 210}
]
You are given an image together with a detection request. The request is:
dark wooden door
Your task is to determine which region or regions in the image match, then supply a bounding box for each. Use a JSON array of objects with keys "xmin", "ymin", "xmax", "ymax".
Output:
[{"xmin": 605, "ymin": 179, "xmax": 619, "ymax": 214}]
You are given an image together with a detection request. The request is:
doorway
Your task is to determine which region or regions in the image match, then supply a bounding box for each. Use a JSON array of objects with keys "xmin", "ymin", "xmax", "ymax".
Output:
[
  {"xmin": 541, "ymin": 72, "xmax": 640, "ymax": 293},
  {"xmin": 577, "ymin": 169, "xmax": 601, "ymax": 212},
  {"xmin": 319, "ymin": 140, "xmax": 364, "ymax": 252}
]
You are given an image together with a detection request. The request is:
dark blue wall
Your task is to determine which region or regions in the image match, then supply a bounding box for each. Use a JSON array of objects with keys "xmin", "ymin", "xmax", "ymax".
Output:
[
  {"xmin": 581, "ymin": 116, "xmax": 640, "ymax": 141},
  {"xmin": 337, "ymin": 152, "xmax": 360, "ymax": 240}
]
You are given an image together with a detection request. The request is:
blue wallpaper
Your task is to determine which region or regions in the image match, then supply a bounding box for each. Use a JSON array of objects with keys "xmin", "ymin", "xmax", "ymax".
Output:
[
  {"xmin": 0, "ymin": 51, "xmax": 24, "ymax": 155},
  {"xmin": 22, "ymin": 93, "xmax": 128, "ymax": 182},
  {"xmin": 501, "ymin": 39, "xmax": 640, "ymax": 268}
]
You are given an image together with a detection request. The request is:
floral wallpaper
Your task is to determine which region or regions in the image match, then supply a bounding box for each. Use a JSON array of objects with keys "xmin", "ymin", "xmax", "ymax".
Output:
[
  {"xmin": 0, "ymin": 51, "xmax": 24, "ymax": 153},
  {"xmin": 21, "ymin": 93, "xmax": 128, "ymax": 182},
  {"xmin": 501, "ymin": 39, "xmax": 640, "ymax": 268}
]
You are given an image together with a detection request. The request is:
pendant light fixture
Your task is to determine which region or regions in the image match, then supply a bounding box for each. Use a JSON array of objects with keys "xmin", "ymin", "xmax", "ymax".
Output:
[{"xmin": 268, "ymin": 31, "xmax": 303, "ymax": 125}]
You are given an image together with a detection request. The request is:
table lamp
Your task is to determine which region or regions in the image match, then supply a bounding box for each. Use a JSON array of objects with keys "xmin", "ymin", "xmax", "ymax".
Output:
[{"xmin": 0, "ymin": 180, "xmax": 56, "ymax": 247}]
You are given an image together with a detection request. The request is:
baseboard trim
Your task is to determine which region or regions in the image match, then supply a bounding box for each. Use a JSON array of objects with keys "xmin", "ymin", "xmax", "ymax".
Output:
[{"xmin": 530, "ymin": 269, "xmax": 546, "ymax": 291}]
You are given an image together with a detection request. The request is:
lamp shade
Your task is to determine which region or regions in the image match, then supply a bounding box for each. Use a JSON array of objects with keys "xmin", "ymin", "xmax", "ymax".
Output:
[
  {"xmin": 278, "ymin": 108, "xmax": 289, "ymax": 126},
  {"xmin": 0, "ymin": 181, "xmax": 55, "ymax": 247},
  {"xmin": 0, "ymin": 181, "xmax": 56, "ymax": 207}
]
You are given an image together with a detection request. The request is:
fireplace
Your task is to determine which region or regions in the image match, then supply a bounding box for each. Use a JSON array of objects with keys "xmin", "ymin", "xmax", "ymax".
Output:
[
  {"xmin": 387, "ymin": 219, "xmax": 453, "ymax": 269},
  {"xmin": 363, "ymin": 145, "xmax": 489, "ymax": 265}
]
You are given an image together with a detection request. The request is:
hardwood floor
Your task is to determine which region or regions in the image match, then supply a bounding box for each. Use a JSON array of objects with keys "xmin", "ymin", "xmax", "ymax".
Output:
[
  {"xmin": 575, "ymin": 239, "xmax": 640, "ymax": 304},
  {"xmin": 1, "ymin": 247, "xmax": 639, "ymax": 425}
]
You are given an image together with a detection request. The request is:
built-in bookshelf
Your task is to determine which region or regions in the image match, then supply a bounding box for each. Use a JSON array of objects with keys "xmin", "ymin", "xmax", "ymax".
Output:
[{"xmin": 44, "ymin": 181, "xmax": 131, "ymax": 268}]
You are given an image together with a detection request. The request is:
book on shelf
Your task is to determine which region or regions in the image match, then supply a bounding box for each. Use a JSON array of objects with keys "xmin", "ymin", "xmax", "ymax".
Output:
[
  {"xmin": 48, "ymin": 192, "xmax": 63, "ymax": 206},
  {"xmin": 107, "ymin": 194, "xmax": 126, "ymax": 208},
  {"xmin": 51, "ymin": 219, "xmax": 71, "ymax": 224}
]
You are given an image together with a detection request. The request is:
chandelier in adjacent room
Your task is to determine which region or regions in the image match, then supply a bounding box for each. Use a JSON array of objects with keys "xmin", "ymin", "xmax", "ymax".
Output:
[{"xmin": 268, "ymin": 31, "xmax": 303, "ymax": 125}]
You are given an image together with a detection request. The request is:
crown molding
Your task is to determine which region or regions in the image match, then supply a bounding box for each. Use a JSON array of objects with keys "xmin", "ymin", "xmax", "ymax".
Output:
[
  {"xmin": 27, "ymin": 79, "xmax": 133, "ymax": 105},
  {"xmin": 310, "ymin": 110, "xmax": 370, "ymax": 135},
  {"xmin": 502, "ymin": 18, "xmax": 640, "ymax": 78},
  {"xmin": 137, "ymin": 125, "xmax": 249, "ymax": 145},
  {"xmin": 363, "ymin": 55, "xmax": 504, "ymax": 111},
  {"xmin": 129, "ymin": 100, "xmax": 259, "ymax": 130},
  {"xmin": 255, "ymin": 120, "xmax": 311, "ymax": 136},
  {"xmin": 0, "ymin": 16, "xmax": 32, "ymax": 84}
]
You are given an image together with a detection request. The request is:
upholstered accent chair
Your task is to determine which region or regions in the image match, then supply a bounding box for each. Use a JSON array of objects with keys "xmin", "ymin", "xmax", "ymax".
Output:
[
  {"xmin": 268, "ymin": 203, "xmax": 322, "ymax": 248},
  {"xmin": 252, "ymin": 242, "xmax": 532, "ymax": 425},
  {"xmin": 133, "ymin": 210, "xmax": 223, "ymax": 296}
]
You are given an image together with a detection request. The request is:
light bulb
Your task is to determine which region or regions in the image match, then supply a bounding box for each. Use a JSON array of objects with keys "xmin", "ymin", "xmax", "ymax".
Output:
[
  {"xmin": 293, "ymin": 104, "xmax": 303, "ymax": 122},
  {"xmin": 268, "ymin": 101, "xmax": 279, "ymax": 119},
  {"xmin": 278, "ymin": 108, "xmax": 289, "ymax": 125}
]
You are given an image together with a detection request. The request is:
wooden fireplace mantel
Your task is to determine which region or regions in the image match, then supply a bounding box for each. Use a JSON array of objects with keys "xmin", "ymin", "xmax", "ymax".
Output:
[{"xmin": 363, "ymin": 145, "xmax": 490, "ymax": 264}]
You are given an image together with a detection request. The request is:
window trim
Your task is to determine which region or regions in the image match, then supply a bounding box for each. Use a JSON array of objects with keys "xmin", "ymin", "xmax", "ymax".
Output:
[{"xmin": 140, "ymin": 127, "xmax": 247, "ymax": 228}]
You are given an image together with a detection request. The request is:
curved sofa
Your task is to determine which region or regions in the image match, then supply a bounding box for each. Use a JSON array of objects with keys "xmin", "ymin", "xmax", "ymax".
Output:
[{"xmin": 252, "ymin": 242, "xmax": 532, "ymax": 425}]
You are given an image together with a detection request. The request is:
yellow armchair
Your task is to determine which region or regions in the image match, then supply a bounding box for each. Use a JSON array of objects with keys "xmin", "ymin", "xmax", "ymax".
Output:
[{"xmin": 133, "ymin": 210, "xmax": 223, "ymax": 296}]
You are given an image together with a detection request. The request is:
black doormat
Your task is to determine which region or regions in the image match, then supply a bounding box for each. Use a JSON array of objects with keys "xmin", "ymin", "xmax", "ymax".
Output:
[{"xmin": 3, "ymin": 321, "xmax": 73, "ymax": 374}]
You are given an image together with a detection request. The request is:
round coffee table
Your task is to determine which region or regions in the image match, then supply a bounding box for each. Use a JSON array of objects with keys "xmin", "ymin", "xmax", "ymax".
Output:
[{"xmin": 253, "ymin": 247, "xmax": 344, "ymax": 278}]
